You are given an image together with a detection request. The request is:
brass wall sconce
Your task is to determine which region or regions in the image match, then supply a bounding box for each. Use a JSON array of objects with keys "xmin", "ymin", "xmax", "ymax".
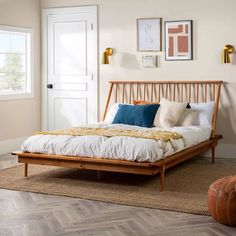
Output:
[
  {"xmin": 101, "ymin": 48, "xmax": 113, "ymax": 64},
  {"xmin": 222, "ymin": 45, "xmax": 234, "ymax": 64}
]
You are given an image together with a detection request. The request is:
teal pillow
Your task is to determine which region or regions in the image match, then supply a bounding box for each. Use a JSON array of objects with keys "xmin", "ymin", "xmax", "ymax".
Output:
[{"xmin": 112, "ymin": 104, "xmax": 160, "ymax": 128}]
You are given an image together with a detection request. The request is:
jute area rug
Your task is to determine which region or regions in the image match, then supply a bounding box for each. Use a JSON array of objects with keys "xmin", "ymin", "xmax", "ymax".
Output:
[{"xmin": 0, "ymin": 157, "xmax": 235, "ymax": 215}]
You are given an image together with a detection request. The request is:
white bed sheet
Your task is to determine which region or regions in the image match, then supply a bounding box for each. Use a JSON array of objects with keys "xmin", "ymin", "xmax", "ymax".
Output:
[{"xmin": 21, "ymin": 123, "xmax": 212, "ymax": 163}]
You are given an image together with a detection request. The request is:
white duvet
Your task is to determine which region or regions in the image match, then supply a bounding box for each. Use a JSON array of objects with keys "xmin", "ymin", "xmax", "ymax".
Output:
[{"xmin": 21, "ymin": 123, "xmax": 211, "ymax": 163}]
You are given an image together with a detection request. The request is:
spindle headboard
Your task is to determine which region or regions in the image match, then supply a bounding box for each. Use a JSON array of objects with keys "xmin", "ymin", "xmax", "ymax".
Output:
[{"xmin": 103, "ymin": 80, "xmax": 223, "ymax": 136}]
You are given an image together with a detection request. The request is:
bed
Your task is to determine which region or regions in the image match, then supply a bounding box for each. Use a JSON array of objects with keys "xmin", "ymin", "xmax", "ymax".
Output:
[{"xmin": 13, "ymin": 80, "xmax": 223, "ymax": 191}]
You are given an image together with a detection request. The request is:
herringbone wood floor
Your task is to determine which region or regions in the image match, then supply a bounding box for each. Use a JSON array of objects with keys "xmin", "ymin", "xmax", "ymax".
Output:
[{"xmin": 0, "ymin": 154, "xmax": 235, "ymax": 236}]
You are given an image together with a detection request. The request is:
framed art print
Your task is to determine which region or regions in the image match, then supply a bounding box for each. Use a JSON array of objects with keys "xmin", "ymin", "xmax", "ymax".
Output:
[
  {"xmin": 165, "ymin": 20, "xmax": 193, "ymax": 60},
  {"xmin": 137, "ymin": 18, "xmax": 162, "ymax": 52},
  {"xmin": 142, "ymin": 55, "xmax": 158, "ymax": 68}
]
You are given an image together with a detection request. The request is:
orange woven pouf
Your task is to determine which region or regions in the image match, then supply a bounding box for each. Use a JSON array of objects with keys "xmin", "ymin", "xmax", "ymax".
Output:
[{"xmin": 208, "ymin": 176, "xmax": 236, "ymax": 226}]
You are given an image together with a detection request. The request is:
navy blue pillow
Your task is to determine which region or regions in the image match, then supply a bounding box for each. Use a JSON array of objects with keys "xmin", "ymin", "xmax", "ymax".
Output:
[{"xmin": 112, "ymin": 104, "xmax": 160, "ymax": 128}]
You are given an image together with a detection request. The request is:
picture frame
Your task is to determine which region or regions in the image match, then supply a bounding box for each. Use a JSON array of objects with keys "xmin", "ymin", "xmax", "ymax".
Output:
[
  {"xmin": 142, "ymin": 55, "xmax": 158, "ymax": 68},
  {"xmin": 165, "ymin": 20, "xmax": 193, "ymax": 61},
  {"xmin": 137, "ymin": 18, "xmax": 162, "ymax": 52}
]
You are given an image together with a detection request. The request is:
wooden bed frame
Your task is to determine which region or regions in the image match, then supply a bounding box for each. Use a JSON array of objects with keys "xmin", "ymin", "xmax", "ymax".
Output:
[{"xmin": 13, "ymin": 80, "xmax": 223, "ymax": 191}]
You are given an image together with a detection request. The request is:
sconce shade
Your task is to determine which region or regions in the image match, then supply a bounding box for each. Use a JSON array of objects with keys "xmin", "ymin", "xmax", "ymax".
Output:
[
  {"xmin": 101, "ymin": 48, "xmax": 113, "ymax": 64},
  {"xmin": 101, "ymin": 51, "xmax": 109, "ymax": 64},
  {"xmin": 222, "ymin": 45, "xmax": 234, "ymax": 64},
  {"xmin": 222, "ymin": 49, "xmax": 231, "ymax": 63}
]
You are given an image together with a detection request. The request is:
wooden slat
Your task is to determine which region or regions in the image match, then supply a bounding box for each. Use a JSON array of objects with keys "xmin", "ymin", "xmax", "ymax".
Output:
[
  {"xmin": 151, "ymin": 84, "xmax": 154, "ymax": 102},
  {"xmin": 115, "ymin": 83, "xmax": 118, "ymax": 103},
  {"xmin": 143, "ymin": 84, "xmax": 147, "ymax": 100},
  {"xmin": 136, "ymin": 84, "xmax": 139, "ymax": 100},
  {"xmin": 189, "ymin": 84, "xmax": 191, "ymax": 102},
  {"xmin": 129, "ymin": 83, "xmax": 132, "ymax": 103},
  {"xmin": 196, "ymin": 84, "xmax": 199, "ymax": 103},
  {"xmin": 165, "ymin": 84, "xmax": 168, "ymax": 98},
  {"xmin": 173, "ymin": 84, "xmax": 176, "ymax": 101},
  {"xmin": 204, "ymin": 84, "xmax": 207, "ymax": 102},
  {"xmin": 181, "ymin": 84, "xmax": 184, "ymax": 102},
  {"xmin": 103, "ymin": 83, "xmax": 114, "ymax": 121},
  {"xmin": 122, "ymin": 84, "xmax": 125, "ymax": 103},
  {"xmin": 212, "ymin": 84, "xmax": 215, "ymax": 101}
]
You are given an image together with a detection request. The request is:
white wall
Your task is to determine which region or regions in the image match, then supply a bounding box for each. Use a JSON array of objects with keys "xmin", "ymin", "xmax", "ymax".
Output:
[
  {"xmin": 1, "ymin": 0, "xmax": 234, "ymax": 156},
  {"xmin": 41, "ymin": 0, "xmax": 236, "ymax": 158},
  {"xmin": 23, "ymin": 0, "xmax": 232, "ymax": 158},
  {"xmin": 0, "ymin": 0, "xmax": 41, "ymax": 153}
]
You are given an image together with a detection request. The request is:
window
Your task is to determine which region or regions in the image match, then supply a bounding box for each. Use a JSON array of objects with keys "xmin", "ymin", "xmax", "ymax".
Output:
[{"xmin": 0, "ymin": 25, "xmax": 33, "ymax": 100}]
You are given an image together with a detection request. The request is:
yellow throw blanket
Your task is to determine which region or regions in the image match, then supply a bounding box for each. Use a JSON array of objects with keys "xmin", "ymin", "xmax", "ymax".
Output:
[{"xmin": 35, "ymin": 127, "xmax": 182, "ymax": 143}]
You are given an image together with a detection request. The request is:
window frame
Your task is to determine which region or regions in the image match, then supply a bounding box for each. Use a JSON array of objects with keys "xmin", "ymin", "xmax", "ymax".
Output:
[{"xmin": 0, "ymin": 25, "xmax": 34, "ymax": 101}]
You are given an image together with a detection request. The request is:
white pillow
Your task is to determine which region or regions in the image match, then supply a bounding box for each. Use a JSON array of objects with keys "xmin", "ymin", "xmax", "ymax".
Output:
[
  {"xmin": 189, "ymin": 102, "xmax": 215, "ymax": 126},
  {"xmin": 104, "ymin": 103, "xmax": 120, "ymax": 123},
  {"xmin": 154, "ymin": 98, "xmax": 187, "ymax": 128},
  {"xmin": 104, "ymin": 103, "xmax": 129, "ymax": 124},
  {"xmin": 177, "ymin": 109, "xmax": 198, "ymax": 126}
]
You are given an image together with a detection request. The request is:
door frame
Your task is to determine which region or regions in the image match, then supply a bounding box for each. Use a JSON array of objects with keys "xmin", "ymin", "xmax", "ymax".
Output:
[{"xmin": 42, "ymin": 6, "xmax": 98, "ymax": 131}]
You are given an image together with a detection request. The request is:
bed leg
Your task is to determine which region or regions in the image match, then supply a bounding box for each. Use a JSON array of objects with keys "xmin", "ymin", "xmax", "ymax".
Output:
[
  {"xmin": 97, "ymin": 170, "xmax": 101, "ymax": 180},
  {"xmin": 24, "ymin": 163, "xmax": 28, "ymax": 177},
  {"xmin": 159, "ymin": 165, "xmax": 165, "ymax": 192},
  {"xmin": 211, "ymin": 143, "xmax": 215, "ymax": 164}
]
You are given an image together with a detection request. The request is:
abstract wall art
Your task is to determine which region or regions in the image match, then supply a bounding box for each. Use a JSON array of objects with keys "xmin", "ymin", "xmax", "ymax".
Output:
[
  {"xmin": 137, "ymin": 18, "xmax": 162, "ymax": 52},
  {"xmin": 165, "ymin": 20, "xmax": 193, "ymax": 61}
]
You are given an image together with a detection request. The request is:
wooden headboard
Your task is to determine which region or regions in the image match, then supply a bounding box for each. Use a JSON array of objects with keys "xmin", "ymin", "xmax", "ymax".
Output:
[{"xmin": 103, "ymin": 80, "xmax": 223, "ymax": 136}]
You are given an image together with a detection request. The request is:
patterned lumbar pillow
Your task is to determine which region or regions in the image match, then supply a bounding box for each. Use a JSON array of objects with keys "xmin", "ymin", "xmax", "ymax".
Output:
[{"xmin": 154, "ymin": 98, "xmax": 187, "ymax": 128}]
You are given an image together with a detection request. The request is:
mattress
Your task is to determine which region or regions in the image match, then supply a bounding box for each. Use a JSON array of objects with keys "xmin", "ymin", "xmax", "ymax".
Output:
[{"xmin": 21, "ymin": 123, "xmax": 212, "ymax": 163}]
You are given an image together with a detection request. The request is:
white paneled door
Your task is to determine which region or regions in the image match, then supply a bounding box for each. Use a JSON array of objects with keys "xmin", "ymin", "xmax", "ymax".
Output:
[{"xmin": 43, "ymin": 6, "xmax": 97, "ymax": 130}]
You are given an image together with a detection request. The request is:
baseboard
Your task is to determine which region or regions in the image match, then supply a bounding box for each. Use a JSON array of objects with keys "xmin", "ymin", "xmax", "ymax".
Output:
[
  {"xmin": 0, "ymin": 137, "xmax": 28, "ymax": 155},
  {"xmin": 203, "ymin": 143, "xmax": 236, "ymax": 159}
]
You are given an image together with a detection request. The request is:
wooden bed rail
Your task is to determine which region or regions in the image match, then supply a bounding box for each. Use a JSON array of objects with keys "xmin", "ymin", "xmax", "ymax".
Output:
[{"xmin": 103, "ymin": 80, "xmax": 223, "ymax": 137}]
